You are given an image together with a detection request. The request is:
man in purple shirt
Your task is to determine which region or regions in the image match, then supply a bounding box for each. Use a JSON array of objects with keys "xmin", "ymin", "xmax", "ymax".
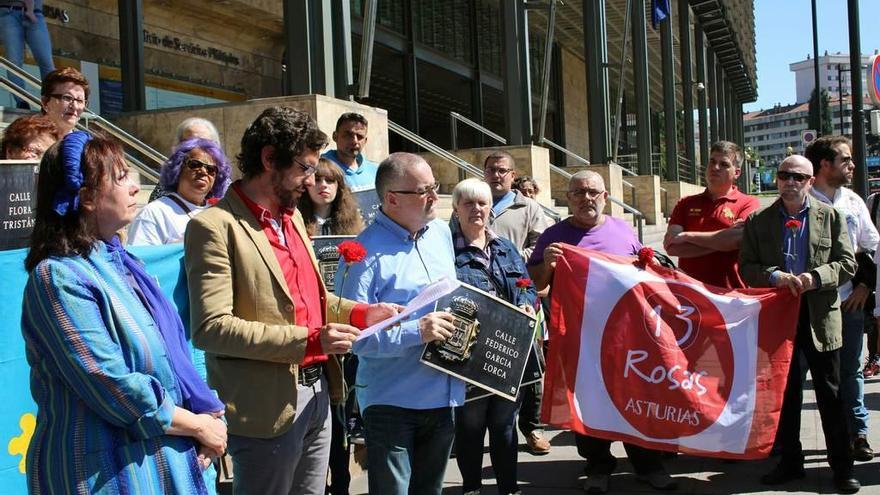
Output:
[{"xmin": 527, "ymin": 170, "xmax": 675, "ymax": 494}]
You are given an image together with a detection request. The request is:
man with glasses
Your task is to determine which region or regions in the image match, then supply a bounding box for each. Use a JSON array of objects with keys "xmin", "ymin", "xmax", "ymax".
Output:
[
  {"xmin": 527, "ymin": 170, "xmax": 676, "ymax": 494},
  {"xmin": 740, "ymin": 155, "xmax": 860, "ymax": 493},
  {"xmin": 483, "ymin": 151, "xmax": 552, "ymax": 260},
  {"xmin": 340, "ymin": 152, "xmax": 464, "ymax": 495},
  {"xmin": 806, "ymin": 136, "xmax": 879, "ymax": 465},
  {"xmin": 664, "ymin": 141, "xmax": 760, "ymax": 289},
  {"xmin": 184, "ymin": 107, "xmax": 398, "ymax": 494}
]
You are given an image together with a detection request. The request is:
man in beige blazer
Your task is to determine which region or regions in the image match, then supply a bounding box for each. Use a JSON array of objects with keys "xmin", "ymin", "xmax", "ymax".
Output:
[
  {"xmin": 740, "ymin": 154, "xmax": 859, "ymax": 493},
  {"xmin": 185, "ymin": 107, "xmax": 397, "ymax": 495}
]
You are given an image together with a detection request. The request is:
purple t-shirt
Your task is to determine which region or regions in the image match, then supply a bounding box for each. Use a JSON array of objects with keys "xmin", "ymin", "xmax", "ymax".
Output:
[{"xmin": 527, "ymin": 216, "xmax": 642, "ymax": 265}]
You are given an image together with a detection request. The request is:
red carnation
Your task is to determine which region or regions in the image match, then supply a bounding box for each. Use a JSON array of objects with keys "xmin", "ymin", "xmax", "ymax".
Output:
[
  {"xmin": 337, "ymin": 240, "xmax": 367, "ymax": 264},
  {"xmin": 785, "ymin": 219, "xmax": 802, "ymax": 232},
  {"xmin": 516, "ymin": 277, "xmax": 532, "ymax": 289},
  {"xmin": 637, "ymin": 247, "xmax": 654, "ymax": 268},
  {"xmin": 334, "ymin": 240, "xmax": 367, "ymax": 320}
]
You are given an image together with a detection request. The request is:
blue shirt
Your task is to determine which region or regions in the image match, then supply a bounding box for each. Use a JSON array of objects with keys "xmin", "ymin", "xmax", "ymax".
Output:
[
  {"xmin": 769, "ymin": 197, "xmax": 811, "ymax": 285},
  {"xmin": 338, "ymin": 210, "xmax": 465, "ymax": 411},
  {"xmin": 492, "ymin": 190, "xmax": 516, "ymax": 216},
  {"xmin": 322, "ymin": 149, "xmax": 380, "ymax": 192}
]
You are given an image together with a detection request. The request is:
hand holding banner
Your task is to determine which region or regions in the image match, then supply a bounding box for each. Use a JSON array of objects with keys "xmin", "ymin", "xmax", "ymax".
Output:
[{"xmin": 542, "ymin": 245, "xmax": 799, "ymax": 459}]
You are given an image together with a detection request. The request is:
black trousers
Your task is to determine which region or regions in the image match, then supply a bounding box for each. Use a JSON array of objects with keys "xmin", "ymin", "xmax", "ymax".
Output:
[
  {"xmin": 575, "ymin": 433, "xmax": 664, "ymax": 475},
  {"xmin": 776, "ymin": 304, "xmax": 853, "ymax": 477}
]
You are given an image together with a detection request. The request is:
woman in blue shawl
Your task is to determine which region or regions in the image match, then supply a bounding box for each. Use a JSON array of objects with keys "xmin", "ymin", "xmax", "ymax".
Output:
[{"xmin": 20, "ymin": 131, "xmax": 226, "ymax": 494}]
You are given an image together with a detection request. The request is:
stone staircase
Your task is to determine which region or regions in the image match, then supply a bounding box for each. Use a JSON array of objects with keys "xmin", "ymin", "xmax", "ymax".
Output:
[
  {"xmin": 434, "ymin": 194, "xmax": 568, "ymax": 223},
  {"xmin": 107, "ymin": 93, "xmax": 683, "ymax": 257}
]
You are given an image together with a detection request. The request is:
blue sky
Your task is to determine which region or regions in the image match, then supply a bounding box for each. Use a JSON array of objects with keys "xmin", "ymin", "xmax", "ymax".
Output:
[{"xmin": 745, "ymin": 0, "xmax": 880, "ymax": 112}]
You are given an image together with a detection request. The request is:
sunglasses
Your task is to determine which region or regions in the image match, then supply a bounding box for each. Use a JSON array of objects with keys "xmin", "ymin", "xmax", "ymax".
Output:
[
  {"xmin": 776, "ymin": 171, "xmax": 811, "ymax": 182},
  {"xmin": 185, "ymin": 159, "xmax": 218, "ymax": 177}
]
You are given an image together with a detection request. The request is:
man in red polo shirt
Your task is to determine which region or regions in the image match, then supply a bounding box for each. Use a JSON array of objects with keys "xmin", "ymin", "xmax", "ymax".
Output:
[
  {"xmin": 663, "ymin": 140, "xmax": 760, "ymax": 288},
  {"xmin": 185, "ymin": 106, "xmax": 398, "ymax": 495}
]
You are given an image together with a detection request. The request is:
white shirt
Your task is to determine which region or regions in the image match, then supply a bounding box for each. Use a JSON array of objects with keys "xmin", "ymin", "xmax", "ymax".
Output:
[
  {"xmin": 810, "ymin": 186, "xmax": 879, "ymax": 302},
  {"xmin": 127, "ymin": 193, "xmax": 207, "ymax": 246}
]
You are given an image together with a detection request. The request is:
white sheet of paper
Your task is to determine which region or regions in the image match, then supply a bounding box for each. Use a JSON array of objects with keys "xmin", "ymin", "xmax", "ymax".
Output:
[{"xmin": 355, "ymin": 276, "xmax": 461, "ymax": 341}]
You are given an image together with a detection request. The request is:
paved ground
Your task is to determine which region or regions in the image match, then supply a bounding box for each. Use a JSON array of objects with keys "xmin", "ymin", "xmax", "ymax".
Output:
[{"xmin": 348, "ymin": 372, "xmax": 880, "ymax": 494}]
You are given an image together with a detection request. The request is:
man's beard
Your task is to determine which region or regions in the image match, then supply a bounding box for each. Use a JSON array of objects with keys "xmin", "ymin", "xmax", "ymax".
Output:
[{"xmin": 272, "ymin": 169, "xmax": 300, "ymax": 209}]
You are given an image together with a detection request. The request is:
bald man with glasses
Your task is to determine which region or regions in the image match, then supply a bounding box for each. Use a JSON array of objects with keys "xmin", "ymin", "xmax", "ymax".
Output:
[{"xmin": 740, "ymin": 155, "xmax": 859, "ymax": 493}]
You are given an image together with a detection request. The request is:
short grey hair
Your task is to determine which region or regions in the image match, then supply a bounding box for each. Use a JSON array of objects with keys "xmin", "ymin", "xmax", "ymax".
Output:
[
  {"xmin": 175, "ymin": 117, "xmax": 220, "ymax": 144},
  {"xmin": 376, "ymin": 152, "xmax": 427, "ymax": 202},
  {"xmin": 452, "ymin": 178, "xmax": 492, "ymax": 206},
  {"xmin": 569, "ymin": 170, "xmax": 605, "ymax": 191}
]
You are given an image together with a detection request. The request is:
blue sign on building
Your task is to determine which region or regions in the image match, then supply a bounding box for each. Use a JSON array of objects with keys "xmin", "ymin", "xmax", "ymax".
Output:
[{"xmin": 867, "ymin": 156, "xmax": 880, "ymax": 168}]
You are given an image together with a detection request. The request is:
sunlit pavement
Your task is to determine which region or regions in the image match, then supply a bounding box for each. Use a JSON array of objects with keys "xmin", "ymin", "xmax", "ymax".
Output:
[{"xmin": 348, "ymin": 372, "xmax": 880, "ymax": 494}]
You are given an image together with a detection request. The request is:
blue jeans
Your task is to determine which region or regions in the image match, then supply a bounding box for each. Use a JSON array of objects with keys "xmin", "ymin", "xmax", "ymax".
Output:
[
  {"xmin": 841, "ymin": 308, "xmax": 868, "ymax": 436},
  {"xmin": 362, "ymin": 405, "xmax": 455, "ymax": 495},
  {"xmin": 455, "ymin": 394, "xmax": 521, "ymax": 494},
  {"xmin": 0, "ymin": 7, "xmax": 55, "ymax": 106}
]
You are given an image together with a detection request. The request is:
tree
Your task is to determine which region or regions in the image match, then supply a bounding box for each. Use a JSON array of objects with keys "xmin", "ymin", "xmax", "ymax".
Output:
[{"xmin": 808, "ymin": 88, "xmax": 834, "ymax": 136}]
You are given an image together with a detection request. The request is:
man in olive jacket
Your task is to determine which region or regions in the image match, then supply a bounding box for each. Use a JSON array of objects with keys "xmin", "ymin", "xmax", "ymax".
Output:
[
  {"xmin": 739, "ymin": 154, "xmax": 859, "ymax": 493},
  {"xmin": 185, "ymin": 107, "xmax": 396, "ymax": 495}
]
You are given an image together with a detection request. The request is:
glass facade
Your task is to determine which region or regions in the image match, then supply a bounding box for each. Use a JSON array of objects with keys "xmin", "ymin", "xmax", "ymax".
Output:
[{"xmin": 350, "ymin": 0, "xmax": 559, "ymax": 151}]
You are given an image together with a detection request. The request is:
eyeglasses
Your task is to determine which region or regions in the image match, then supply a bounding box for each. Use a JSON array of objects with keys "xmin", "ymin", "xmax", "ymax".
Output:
[
  {"xmin": 484, "ymin": 166, "xmax": 514, "ymax": 177},
  {"xmin": 185, "ymin": 158, "xmax": 218, "ymax": 177},
  {"xmin": 776, "ymin": 171, "xmax": 811, "ymax": 183},
  {"xmin": 49, "ymin": 93, "xmax": 87, "ymax": 107},
  {"xmin": 569, "ymin": 188, "xmax": 605, "ymax": 200},
  {"xmin": 390, "ymin": 183, "xmax": 441, "ymax": 196},
  {"xmin": 294, "ymin": 158, "xmax": 317, "ymax": 176}
]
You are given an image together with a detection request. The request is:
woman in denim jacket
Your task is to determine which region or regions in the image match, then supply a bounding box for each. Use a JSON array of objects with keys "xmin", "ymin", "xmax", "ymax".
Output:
[{"xmin": 450, "ymin": 178, "xmax": 537, "ymax": 495}]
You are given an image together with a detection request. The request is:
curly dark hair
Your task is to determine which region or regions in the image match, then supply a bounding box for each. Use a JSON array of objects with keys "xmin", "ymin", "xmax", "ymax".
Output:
[
  {"xmin": 805, "ymin": 135, "xmax": 852, "ymax": 172},
  {"xmin": 1, "ymin": 114, "xmax": 58, "ymax": 158},
  {"xmin": 299, "ymin": 158, "xmax": 365, "ymax": 236},
  {"xmin": 25, "ymin": 134, "xmax": 125, "ymax": 272},
  {"xmin": 237, "ymin": 106, "xmax": 328, "ymax": 179}
]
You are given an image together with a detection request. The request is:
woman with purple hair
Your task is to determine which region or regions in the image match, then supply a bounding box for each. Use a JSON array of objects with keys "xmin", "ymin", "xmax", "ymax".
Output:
[{"xmin": 129, "ymin": 138, "xmax": 231, "ymax": 245}]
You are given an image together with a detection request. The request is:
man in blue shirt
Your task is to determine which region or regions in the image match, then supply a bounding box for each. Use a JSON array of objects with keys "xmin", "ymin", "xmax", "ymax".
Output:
[
  {"xmin": 322, "ymin": 112, "xmax": 380, "ymax": 191},
  {"xmin": 740, "ymin": 154, "xmax": 859, "ymax": 494},
  {"xmin": 340, "ymin": 152, "xmax": 465, "ymax": 495}
]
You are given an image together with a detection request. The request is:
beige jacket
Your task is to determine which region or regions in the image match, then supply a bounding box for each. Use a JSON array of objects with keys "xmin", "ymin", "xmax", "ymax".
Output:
[{"xmin": 184, "ymin": 190, "xmax": 357, "ymax": 438}]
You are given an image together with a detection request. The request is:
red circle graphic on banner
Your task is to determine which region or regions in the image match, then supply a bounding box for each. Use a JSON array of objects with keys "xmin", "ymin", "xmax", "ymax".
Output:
[{"xmin": 600, "ymin": 281, "xmax": 734, "ymax": 439}]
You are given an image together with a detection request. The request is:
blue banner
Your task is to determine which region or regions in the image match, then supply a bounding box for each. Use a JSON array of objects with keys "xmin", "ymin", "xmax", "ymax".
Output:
[
  {"xmin": 652, "ymin": 0, "xmax": 670, "ymax": 29},
  {"xmin": 0, "ymin": 244, "xmax": 195, "ymax": 493}
]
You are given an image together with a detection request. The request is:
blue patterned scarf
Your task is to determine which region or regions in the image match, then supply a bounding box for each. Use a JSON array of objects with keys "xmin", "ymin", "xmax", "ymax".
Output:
[{"xmin": 107, "ymin": 237, "xmax": 224, "ymax": 414}]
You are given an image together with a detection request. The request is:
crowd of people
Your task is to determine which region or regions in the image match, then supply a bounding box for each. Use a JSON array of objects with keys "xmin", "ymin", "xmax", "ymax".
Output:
[{"xmin": 5, "ymin": 64, "xmax": 880, "ymax": 495}]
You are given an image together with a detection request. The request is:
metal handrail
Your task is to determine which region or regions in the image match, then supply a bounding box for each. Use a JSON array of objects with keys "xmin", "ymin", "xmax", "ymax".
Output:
[
  {"xmin": 0, "ymin": 74, "xmax": 160, "ymax": 183},
  {"xmin": 0, "ymin": 56, "xmax": 168, "ymax": 167},
  {"xmin": 540, "ymin": 137, "xmax": 590, "ymax": 166},
  {"xmin": 389, "ymin": 120, "xmax": 483, "ymax": 178},
  {"xmin": 449, "ymin": 111, "xmax": 507, "ymax": 150},
  {"xmin": 388, "ymin": 120, "xmax": 570, "ymax": 221}
]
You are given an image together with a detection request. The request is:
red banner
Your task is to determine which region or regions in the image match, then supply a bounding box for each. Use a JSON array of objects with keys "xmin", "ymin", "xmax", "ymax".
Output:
[{"xmin": 542, "ymin": 246, "xmax": 799, "ymax": 459}]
